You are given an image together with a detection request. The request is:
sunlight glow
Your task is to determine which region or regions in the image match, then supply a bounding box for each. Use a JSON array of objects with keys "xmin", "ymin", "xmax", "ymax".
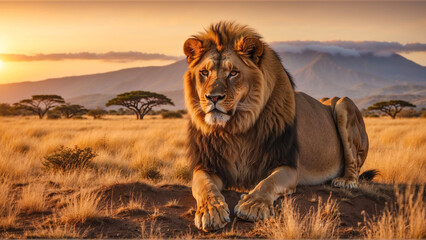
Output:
[{"xmin": 0, "ymin": 60, "xmax": 3, "ymax": 69}]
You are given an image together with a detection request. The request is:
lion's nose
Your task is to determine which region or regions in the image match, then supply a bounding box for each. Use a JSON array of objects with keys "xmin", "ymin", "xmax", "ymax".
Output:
[{"xmin": 205, "ymin": 94, "xmax": 225, "ymax": 104}]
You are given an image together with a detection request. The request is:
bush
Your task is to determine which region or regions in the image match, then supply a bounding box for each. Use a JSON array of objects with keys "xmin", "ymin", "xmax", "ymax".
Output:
[
  {"xmin": 87, "ymin": 108, "xmax": 106, "ymax": 119},
  {"xmin": 398, "ymin": 109, "xmax": 419, "ymax": 118},
  {"xmin": 47, "ymin": 111, "xmax": 61, "ymax": 119},
  {"xmin": 43, "ymin": 146, "xmax": 97, "ymax": 172},
  {"xmin": 139, "ymin": 164, "xmax": 162, "ymax": 182},
  {"xmin": 161, "ymin": 111, "xmax": 183, "ymax": 119}
]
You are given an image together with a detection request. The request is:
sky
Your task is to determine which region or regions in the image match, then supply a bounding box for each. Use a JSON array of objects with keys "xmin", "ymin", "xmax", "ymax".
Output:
[{"xmin": 0, "ymin": 1, "xmax": 425, "ymax": 84}]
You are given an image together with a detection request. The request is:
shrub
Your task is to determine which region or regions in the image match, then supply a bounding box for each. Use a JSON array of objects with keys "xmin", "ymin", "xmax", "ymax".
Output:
[
  {"xmin": 43, "ymin": 146, "xmax": 97, "ymax": 172},
  {"xmin": 398, "ymin": 109, "xmax": 419, "ymax": 118},
  {"xmin": 161, "ymin": 111, "xmax": 183, "ymax": 119},
  {"xmin": 139, "ymin": 164, "xmax": 162, "ymax": 181},
  {"xmin": 47, "ymin": 110, "xmax": 61, "ymax": 119},
  {"xmin": 87, "ymin": 108, "xmax": 106, "ymax": 119}
]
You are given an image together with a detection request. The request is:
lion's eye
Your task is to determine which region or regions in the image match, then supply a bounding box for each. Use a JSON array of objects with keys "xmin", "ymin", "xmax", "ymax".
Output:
[
  {"xmin": 200, "ymin": 70, "xmax": 209, "ymax": 77},
  {"xmin": 229, "ymin": 70, "xmax": 239, "ymax": 77}
]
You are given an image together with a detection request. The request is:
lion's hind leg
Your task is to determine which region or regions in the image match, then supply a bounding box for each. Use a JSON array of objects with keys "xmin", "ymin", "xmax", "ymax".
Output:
[{"xmin": 329, "ymin": 97, "xmax": 369, "ymax": 189}]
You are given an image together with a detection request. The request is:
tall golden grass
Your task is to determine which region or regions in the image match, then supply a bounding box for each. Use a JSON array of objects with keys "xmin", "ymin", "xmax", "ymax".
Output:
[
  {"xmin": 0, "ymin": 115, "xmax": 424, "ymax": 238},
  {"xmin": 0, "ymin": 116, "xmax": 189, "ymax": 188},
  {"xmin": 361, "ymin": 118, "xmax": 426, "ymax": 184},
  {"xmin": 0, "ymin": 116, "xmax": 423, "ymax": 186},
  {"xmin": 363, "ymin": 186, "xmax": 425, "ymax": 239}
]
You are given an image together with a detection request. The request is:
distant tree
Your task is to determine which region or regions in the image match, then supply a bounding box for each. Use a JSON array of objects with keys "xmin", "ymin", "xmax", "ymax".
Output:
[
  {"xmin": 106, "ymin": 91, "xmax": 174, "ymax": 120},
  {"xmin": 13, "ymin": 95, "xmax": 65, "ymax": 119},
  {"xmin": 55, "ymin": 104, "xmax": 88, "ymax": 118},
  {"xmin": 368, "ymin": 100, "xmax": 416, "ymax": 119},
  {"xmin": 108, "ymin": 109, "xmax": 118, "ymax": 115},
  {"xmin": 87, "ymin": 108, "xmax": 107, "ymax": 119},
  {"xmin": 0, "ymin": 103, "xmax": 13, "ymax": 116}
]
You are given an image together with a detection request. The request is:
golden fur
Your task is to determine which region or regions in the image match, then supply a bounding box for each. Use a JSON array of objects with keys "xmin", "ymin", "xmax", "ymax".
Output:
[{"xmin": 183, "ymin": 22, "xmax": 369, "ymax": 231}]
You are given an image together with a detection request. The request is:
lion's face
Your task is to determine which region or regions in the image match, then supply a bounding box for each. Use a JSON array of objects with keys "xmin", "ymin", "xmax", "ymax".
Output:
[
  {"xmin": 192, "ymin": 50, "xmax": 256, "ymax": 126},
  {"xmin": 184, "ymin": 32, "xmax": 268, "ymax": 133}
]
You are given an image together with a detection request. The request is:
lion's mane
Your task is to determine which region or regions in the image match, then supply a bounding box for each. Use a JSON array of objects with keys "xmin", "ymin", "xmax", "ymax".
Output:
[{"xmin": 184, "ymin": 22, "xmax": 299, "ymax": 190}]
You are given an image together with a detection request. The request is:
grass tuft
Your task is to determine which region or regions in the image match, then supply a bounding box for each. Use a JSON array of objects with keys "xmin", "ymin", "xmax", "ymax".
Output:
[
  {"xmin": 60, "ymin": 191, "xmax": 103, "ymax": 224},
  {"xmin": 18, "ymin": 183, "xmax": 47, "ymax": 214},
  {"xmin": 255, "ymin": 195, "xmax": 340, "ymax": 239},
  {"xmin": 363, "ymin": 185, "xmax": 425, "ymax": 239}
]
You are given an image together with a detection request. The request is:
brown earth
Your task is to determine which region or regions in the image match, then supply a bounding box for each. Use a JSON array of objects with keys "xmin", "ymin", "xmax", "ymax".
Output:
[{"xmin": 3, "ymin": 182, "xmax": 410, "ymax": 238}]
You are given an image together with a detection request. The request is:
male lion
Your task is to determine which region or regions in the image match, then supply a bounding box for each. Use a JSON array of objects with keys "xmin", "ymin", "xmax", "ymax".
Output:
[{"xmin": 183, "ymin": 22, "xmax": 372, "ymax": 231}]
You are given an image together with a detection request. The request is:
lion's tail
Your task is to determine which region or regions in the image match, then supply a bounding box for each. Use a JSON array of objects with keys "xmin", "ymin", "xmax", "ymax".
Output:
[{"xmin": 359, "ymin": 169, "xmax": 379, "ymax": 181}]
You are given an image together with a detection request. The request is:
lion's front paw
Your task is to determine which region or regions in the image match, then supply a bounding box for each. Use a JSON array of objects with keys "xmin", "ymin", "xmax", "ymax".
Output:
[
  {"xmin": 195, "ymin": 195, "xmax": 230, "ymax": 232},
  {"xmin": 234, "ymin": 193, "xmax": 274, "ymax": 222},
  {"xmin": 332, "ymin": 177, "xmax": 358, "ymax": 189}
]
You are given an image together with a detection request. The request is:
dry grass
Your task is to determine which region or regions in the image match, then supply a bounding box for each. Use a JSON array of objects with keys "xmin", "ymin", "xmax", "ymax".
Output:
[
  {"xmin": 150, "ymin": 207, "xmax": 164, "ymax": 220},
  {"xmin": 165, "ymin": 199, "xmax": 182, "ymax": 208},
  {"xmin": 60, "ymin": 191, "xmax": 103, "ymax": 224},
  {"xmin": 18, "ymin": 183, "xmax": 47, "ymax": 214},
  {"xmin": 0, "ymin": 183, "xmax": 18, "ymax": 230},
  {"xmin": 0, "ymin": 116, "xmax": 424, "ymax": 238},
  {"xmin": 361, "ymin": 118, "xmax": 426, "ymax": 184},
  {"xmin": 28, "ymin": 218, "xmax": 85, "ymax": 238},
  {"xmin": 363, "ymin": 185, "xmax": 426, "ymax": 239},
  {"xmin": 0, "ymin": 116, "xmax": 423, "ymax": 189},
  {"xmin": 255, "ymin": 195, "xmax": 340, "ymax": 239},
  {"xmin": 116, "ymin": 195, "xmax": 145, "ymax": 215},
  {"xmin": 0, "ymin": 115, "xmax": 188, "ymax": 187},
  {"xmin": 141, "ymin": 219, "xmax": 162, "ymax": 239}
]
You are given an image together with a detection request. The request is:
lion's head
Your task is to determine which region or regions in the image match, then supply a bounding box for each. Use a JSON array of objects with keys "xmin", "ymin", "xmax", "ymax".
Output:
[{"xmin": 183, "ymin": 22, "xmax": 295, "ymax": 134}]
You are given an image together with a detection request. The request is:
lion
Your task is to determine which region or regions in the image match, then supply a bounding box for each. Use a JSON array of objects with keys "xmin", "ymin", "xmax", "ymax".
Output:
[{"xmin": 183, "ymin": 22, "xmax": 373, "ymax": 232}]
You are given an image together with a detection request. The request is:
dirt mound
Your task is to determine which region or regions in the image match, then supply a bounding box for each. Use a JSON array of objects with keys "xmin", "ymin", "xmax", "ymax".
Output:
[
  {"xmin": 5, "ymin": 182, "xmax": 404, "ymax": 238},
  {"xmin": 87, "ymin": 182, "xmax": 397, "ymax": 238}
]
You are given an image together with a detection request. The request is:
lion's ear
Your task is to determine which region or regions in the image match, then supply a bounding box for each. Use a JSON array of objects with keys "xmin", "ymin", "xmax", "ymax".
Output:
[
  {"xmin": 236, "ymin": 37, "xmax": 264, "ymax": 65},
  {"xmin": 184, "ymin": 38, "xmax": 203, "ymax": 63}
]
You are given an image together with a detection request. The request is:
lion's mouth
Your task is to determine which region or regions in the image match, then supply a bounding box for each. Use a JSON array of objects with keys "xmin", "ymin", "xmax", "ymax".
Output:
[
  {"xmin": 208, "ymin": 108, "xmax": 233, "ymax": 116},
  {"xmin": 208, "ymin": 108, "xmax": 224, "ymax": 114}
]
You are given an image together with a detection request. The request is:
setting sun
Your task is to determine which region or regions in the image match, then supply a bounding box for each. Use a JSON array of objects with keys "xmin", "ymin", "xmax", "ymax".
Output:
[{"xmin": 0, "ymin": 60, "xmax": 3, "ymax": 68}]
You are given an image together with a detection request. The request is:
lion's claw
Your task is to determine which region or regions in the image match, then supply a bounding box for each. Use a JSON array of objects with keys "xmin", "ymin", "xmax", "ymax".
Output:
[
  {"xmin": 195, "ymin": 195, "xmax": 230, "ymax": 231},
  {"xmin": 234, "ymin": 193, "xmax": 274, "ymax": 222},
  {"xmin": 332, "ymin": 177, "xmax": 358, "ymax": 189}
]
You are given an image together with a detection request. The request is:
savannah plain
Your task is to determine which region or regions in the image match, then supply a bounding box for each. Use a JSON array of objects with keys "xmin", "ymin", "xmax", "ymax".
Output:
[{"xmin": 0, "ymin": 115, "xmax": 424, "ymax": 238}]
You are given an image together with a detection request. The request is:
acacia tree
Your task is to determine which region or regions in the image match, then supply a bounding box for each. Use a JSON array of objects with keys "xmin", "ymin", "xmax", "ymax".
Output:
[
  {"xmin": 14, "ymin": 95, "xmax": 65, "ymax": 119},
  {"xmin": 55, "ymin": 104, "xmax": 88, "ymax": 118},
  {"xmin": 106, "ymin": 91, "xmax": 174, "ymax": 120},
  {"xmin": 368, "ymin": 100, "xmax": 416, "ymax": 119}
]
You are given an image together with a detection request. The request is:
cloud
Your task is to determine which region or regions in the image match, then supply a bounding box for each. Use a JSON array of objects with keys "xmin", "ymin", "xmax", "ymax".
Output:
[
  {"xmin": 270, "ymin": 41, "xmax": 426, "ymax": 57},
  {"xmin": 0, "ymin": 51, "xmax": 182, "ymax": 62}
]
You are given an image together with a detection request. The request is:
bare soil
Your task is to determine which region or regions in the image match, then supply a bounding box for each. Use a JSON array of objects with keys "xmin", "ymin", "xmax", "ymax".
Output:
[{"xmin": 3, "ymin": 182, "xmax": 411, "ymax": 238}]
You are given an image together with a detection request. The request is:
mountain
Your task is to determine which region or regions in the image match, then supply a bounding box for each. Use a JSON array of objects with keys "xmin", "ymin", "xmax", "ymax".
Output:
[
  {"xmin": 0, "ymin": 51, "xmax": 425, "ymax": 110},
  {"xmin": 279, "ymin": 51, "xmax": 426, "ymax": 97},
  {"xmin": 0, "ymin": 60, "xmax": 187, "ymax": 104}
]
